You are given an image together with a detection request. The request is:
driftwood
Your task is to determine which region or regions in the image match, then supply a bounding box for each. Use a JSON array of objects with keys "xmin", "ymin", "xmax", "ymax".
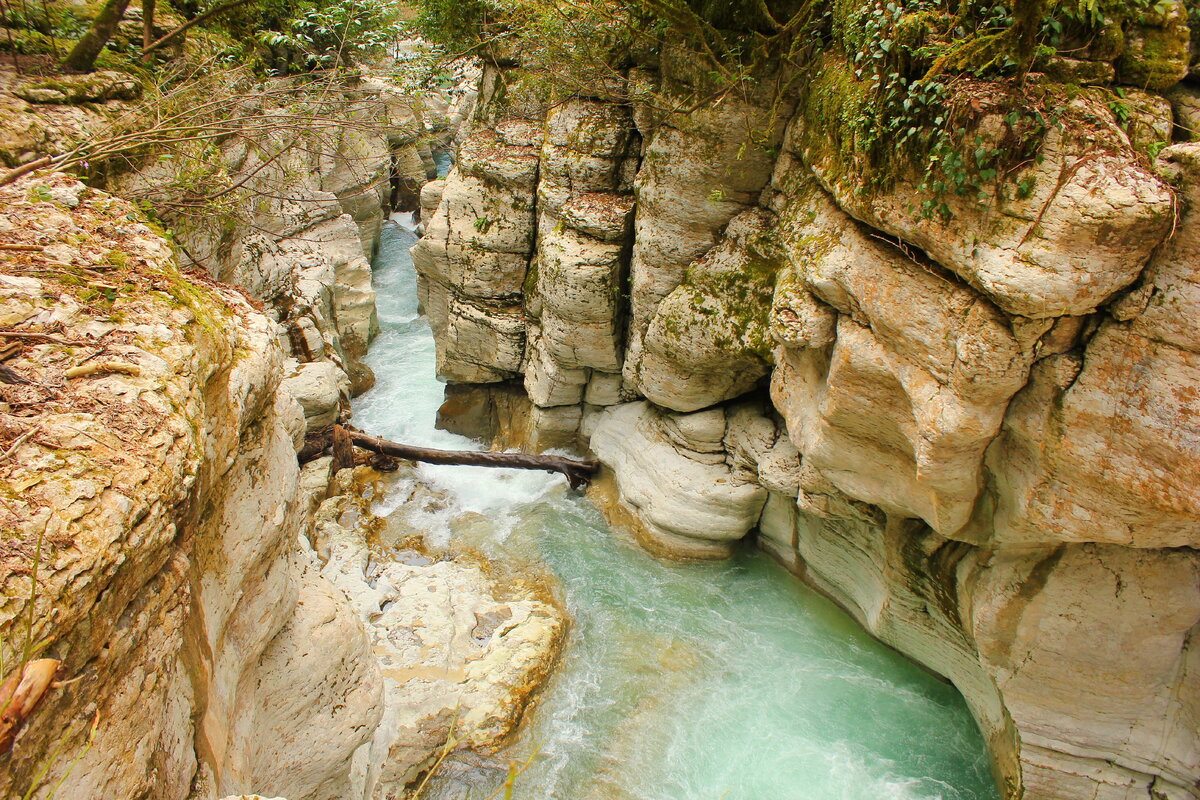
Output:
[{"xmin": 303, "ymin": 425, "xmax": 601, "ymax": 489}]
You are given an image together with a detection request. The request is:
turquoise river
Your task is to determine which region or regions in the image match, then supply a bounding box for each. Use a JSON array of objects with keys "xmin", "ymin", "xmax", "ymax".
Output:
[{"xmin": 349, "ymin": 212, "xmax": 1000, "ymax": 800}]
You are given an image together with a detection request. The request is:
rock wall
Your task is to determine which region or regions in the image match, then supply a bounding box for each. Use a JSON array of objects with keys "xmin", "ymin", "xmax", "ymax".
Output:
[
  {"xmin": 0, "ymin": 176, "xmax": 562, "ymax": 800},
  {"xmin": 110, "ymin": 74, "xmax": 452, "ymax": 435},
  {"xmin": 413, "ymin": 24, "xmax": 1200, "ymax": 800},
  {"xmin": 0, "ymin": 176, "xmax": 380, "ymax": 800}
]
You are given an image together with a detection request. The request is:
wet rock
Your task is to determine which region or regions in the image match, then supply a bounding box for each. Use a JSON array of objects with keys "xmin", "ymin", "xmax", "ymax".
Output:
[
  {"xmin": 313, "ymin": 479, "xmax": 566, "ymax": 794},
  {"xmin": 588, "ymin": 402, "xmax": 767, "ymax": 559}
]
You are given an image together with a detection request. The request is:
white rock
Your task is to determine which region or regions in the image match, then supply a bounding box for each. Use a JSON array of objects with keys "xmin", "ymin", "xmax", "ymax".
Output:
[
  {"xmin": 281, "ymin": 360, "xmax": 350, "ymax": 431},
  {"xmin": 589, "ymin": 402, "xmax": 767, "ymax": 558}
]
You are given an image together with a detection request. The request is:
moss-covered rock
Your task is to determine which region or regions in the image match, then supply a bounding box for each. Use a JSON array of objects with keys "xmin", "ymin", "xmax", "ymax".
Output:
[
  {"xmin": 14, "ymin": 70, "xmax": 141, "ymax": 104},
  {"xmin": 1116, "ymin": 0, "xmax": 1191, "ymax": 89}
]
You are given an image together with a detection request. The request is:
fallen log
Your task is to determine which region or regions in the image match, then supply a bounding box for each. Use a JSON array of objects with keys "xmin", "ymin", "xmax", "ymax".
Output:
[{"xmin": 305, "ymin": 425, "xmax": 601, "ymax": 489}]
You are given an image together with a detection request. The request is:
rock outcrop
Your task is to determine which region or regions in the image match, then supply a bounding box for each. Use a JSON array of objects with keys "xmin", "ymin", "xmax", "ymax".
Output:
[
  {"xmin": 109, "ymin": 75, "xmax": 447, "ymax": 432},
  {"xmin": 415, "ymin": 30, "xmax": 1200, "ymax": 799},
  {"xmin": 0, "ymin": 176, "xmax": 380, "ymax": 800},
  {"xmin": 0, "ymin": 176, "xmax": 562, "ymax": 800},
  {"xmin": 308, "ymin": 467, "xmax": 566, "ymax": 796}
]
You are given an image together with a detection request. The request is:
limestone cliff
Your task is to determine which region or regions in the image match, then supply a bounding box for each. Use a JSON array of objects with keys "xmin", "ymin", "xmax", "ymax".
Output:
[
  {"xmin": 413, "ymin": 12, "xmax": 1200, "ymax": 798},
  {"xmin": 0, "ymin": 174, "xmax": 381, "ymax": 800},
  {"xmin": 108, "ymin": 73, "xmax": 454, "ymax": 434},
  {"xmin": 0, "ymin": 175, "xmax": 563, "ymax": 800}
]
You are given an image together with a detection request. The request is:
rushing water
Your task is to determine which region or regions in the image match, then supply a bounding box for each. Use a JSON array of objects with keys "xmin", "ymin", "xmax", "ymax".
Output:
[{"xmin": 352, "ymin": 215, "xmax": 1000, "ymax": 800}]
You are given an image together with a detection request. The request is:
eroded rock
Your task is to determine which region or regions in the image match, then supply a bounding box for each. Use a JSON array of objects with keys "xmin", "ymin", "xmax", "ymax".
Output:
[
  {"xmin": 311, "ymin": 473, "xmax": 566, "ymax": 794},
  {"xmin": 587, "ymin": 402, "xmax": 767, "ymax": 559}
]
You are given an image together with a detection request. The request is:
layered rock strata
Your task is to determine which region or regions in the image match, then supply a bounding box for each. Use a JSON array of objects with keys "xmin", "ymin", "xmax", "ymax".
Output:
[
  {"xmin": 0, "ymin": 177, "xmax": 561, "ymax": 800},
  {"xmin": 414, "ymin": 32, "xmax": 1200, "ymax": 800},
  {"xmin": 0, "ymin": 176, "xmax": 378, "ymax": 800}
]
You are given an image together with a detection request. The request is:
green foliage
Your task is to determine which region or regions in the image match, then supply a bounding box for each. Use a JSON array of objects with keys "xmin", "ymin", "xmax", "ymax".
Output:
[
  {"xmin": 412, "ymin": 0, "xmax": 492, "ymax": 51},
  {"xmin": 256, "ymin": 0, "xmax": 404, "ymax": 69},
  {"xmin": 804, "ymin": 0, "xmax": 1179, "ymax": 218},
  {"xmin": 0, "ymin": 1, "xmax": 90, "ymax": 39}
]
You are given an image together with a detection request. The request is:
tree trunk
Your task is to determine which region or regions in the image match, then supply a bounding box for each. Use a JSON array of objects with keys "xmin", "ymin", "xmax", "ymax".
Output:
[
  {"xmin": 331, "ymin": 424, "xmax": 356, "ymax": 474},
  {"xmin": 141, "ymin": 0, "xmax": 155, "ymax": 59},
  {"xmin": 62, "ymin": 0, "xmax": 132, "ymax": 73},
  {"xmin": 307, "ymin": 426, "xmax": 602, "ymax": 489}
]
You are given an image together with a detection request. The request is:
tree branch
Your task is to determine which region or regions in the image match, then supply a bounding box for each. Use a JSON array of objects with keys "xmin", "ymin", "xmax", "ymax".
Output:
[
  {"xmin": 140, "ymin": 0, "xmax": 254, "ymax": 56},
  {"xmin": 304, "ymin": 425, "xmax": 601, "ymax": 489}
]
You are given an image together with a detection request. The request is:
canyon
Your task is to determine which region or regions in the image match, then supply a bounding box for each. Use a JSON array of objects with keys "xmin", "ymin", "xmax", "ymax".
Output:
[
  {"xmin": 410, "ymin": 8, "xmax": 1200, "ymax": 799},
  {"xmin": 1, "ymin": 2, "xmax": 1200, "ymax": 799}
]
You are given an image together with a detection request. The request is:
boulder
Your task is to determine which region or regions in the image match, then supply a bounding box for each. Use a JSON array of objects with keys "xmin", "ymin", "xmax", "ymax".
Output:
[
  {"xmin": 588, "ymin": 402, "xmax": 767, "ymax": 559},
  {"xmin": 282, "ymin": 360, "xmax": 350, "ymax": 431},
  {"xmin": 1116, "ymin": 0, "xmax": 1191, "ymax": 90},
  {"xmin": 634, "ymin": 210, "xmax": 777, "ymax": 411}
]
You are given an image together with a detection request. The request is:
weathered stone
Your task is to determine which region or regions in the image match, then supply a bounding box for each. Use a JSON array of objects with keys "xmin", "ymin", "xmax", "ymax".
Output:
[
  {"xmin": 436, "ymin": 298, "xmax": 527, "ymax": 382},
  {"xmin": 769, "ymin": 185, "xmax": 1044, "ymax": 537},
  {"xmin": 524, "ymin": 329, "xmax": 589, "ymax": 407},
  {"xmin": 536, "ymin": 219, "xmax": 626, "ymax": 373},
  {"xmin": 1120, "ymin": 88, "xmax": 1174, "ymax": 154},
  {"xmin": 0, "ymin": 179, "xmax": 378, "ymax": 800},
  {"xmin": 313, "ymin": 480, "xmax": 566, "ymax": 794},
  {"xmin": 1134, "ymin": 143, "xmax": 1200, "ymax": 350},
  {"xmin": 1042, "ymin": 56, "xmax": 1114, "ymax": 85},
  {"xmin": 588, "ymin": 402, "xmax": 767, "ymax": 559},
  {"xmin": 634, "ymin": 210, "xmax": 777, "ymax": 411},
  {"xmin": 985, "ymin": 324, "xmax": 1200, "ymax": 547},
  {"xmin": 282, "ymin": 360, "xmax": 350, "ymax": 431},
  {"xmin": 411, "ymin": 127, "xmax": 540, "ymax": 383},
  {"xmin": 584, "ymin": 371, "xmax": 624, "ymax": 406},
  {"xmin": 795, "ymin": 67, "xmax": 1174, "ymax": 318},
  {"xmin": 1116, "ymin": 0, "xmax": 1191, "ymax": 90},
  {"xmin": 624, "ymin": 93, "xmax": 794, "ymax": 375},
  {"xmin": 1166, "ymin": 83, "xmax": 1200, "ymax": 141},
  {"xmin": 419, "ymin": 179, "xmax": 445, "ymax": 221},
  {"xmin": 15, "ymin": 71, "xmax": 142, "ymax": 104},
  {"xmin": 965, "ymin": 545, "xmax": 1200, "ymax": 798}
]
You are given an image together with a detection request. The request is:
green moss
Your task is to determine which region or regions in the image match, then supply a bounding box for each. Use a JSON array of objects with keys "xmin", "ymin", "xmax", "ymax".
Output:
[
  {"xmin": 669, "ymin": 224, "xmax": 783, "ymax": 361},
  {"xmin": 1116, "ymin": 19, "xmax": 1190, "ymax": 88},
  {"xmin": 522, "ymin": 257, "xmax": 540, "ymax": 316}
]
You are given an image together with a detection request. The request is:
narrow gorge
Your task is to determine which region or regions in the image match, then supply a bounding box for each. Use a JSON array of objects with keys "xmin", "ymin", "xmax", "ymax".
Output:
[{"xmin": 0, "ymin": 1, "xmax": 1199, "ymax": 800}]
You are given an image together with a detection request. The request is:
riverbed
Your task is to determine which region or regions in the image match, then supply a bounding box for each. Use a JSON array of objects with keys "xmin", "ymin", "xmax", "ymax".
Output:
[{"xmin": 350, "ymin": 215, "xmax": 999, "ymax": 800}]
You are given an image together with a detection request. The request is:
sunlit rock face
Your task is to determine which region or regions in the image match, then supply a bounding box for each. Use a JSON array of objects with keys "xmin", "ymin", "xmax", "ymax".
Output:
[
  {"xmin": 310, "ymin": 469, "xmax": 566, "ymax": 796},
  {"xmin": 0, "ymin": 177, "xmax": 380, "ymax": 800},
  {"xmin": 0, "ymin": 174, "xmax": 567, "ymax": 800},
  {"xmin": 418, "ymin": 33, "xmax": 1200, "ymax": 798}
]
